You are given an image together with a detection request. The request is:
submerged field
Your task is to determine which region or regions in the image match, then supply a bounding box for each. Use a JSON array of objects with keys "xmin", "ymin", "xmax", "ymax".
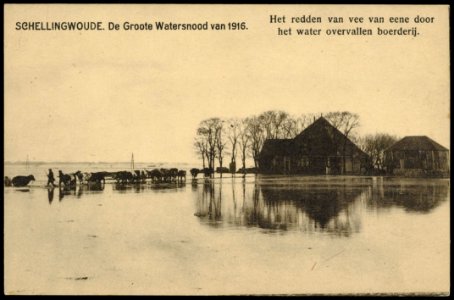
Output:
[{"xmin": 3, "ymin": 163, "xmax": 450, "ymax": 295}]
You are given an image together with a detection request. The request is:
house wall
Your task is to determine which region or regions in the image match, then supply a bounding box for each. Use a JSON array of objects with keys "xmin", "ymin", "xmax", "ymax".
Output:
[
  {"xmin": 385, "ymin": 150, "xmax": 450, "ymax": 177},
  {"xmin": 261, "ymin": 154, "xmax": 365, "ymax": 175}
]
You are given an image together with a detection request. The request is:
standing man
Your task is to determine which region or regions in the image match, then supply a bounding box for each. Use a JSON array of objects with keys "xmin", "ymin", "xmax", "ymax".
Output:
[{"xmin": 47, "ymin": 169, "xmax": 56, "ymax": 187}]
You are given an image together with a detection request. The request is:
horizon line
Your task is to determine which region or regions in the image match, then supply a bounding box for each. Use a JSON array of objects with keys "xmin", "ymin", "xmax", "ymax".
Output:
[{"xmin": 4, "ymin": 161, "xmax": 200, "ymax": 165}]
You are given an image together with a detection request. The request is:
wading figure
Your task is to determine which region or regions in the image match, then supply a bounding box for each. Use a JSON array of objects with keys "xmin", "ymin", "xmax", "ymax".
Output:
[
  {"xmin": 47, "ymin": 169, "xmax": 56, "ymax": 187},
  {"xmin": 12, "ymin": 175, "xmax": 35, "ymax": 187}
]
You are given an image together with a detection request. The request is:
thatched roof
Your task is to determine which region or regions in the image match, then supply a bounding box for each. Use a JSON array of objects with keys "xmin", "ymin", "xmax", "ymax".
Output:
[
  {"xmin": 294, "ymin": 116, "xmax": 367, "ymax": 157},
  {"xmin": 259, "ymin": 117, "xmax": 368, "ymax": 158},
  {"xmin": 260, "ymin": 139, "xmax": 293, "ymax": 157},
  {"xmin": 386, "ymin": 136, "xmax": 448, "ymax": 152}
]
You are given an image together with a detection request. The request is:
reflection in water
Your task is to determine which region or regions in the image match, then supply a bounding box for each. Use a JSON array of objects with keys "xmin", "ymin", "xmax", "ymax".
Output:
[
  {"xmin": 193, "ymin": 177, "xmax": 449, "ymax": 236},
  {"xmin": 47, "ymin": 181, "xmax": 187, "ymax": 203},
  {"xmin": 112, "ymin": 182, "xmax": 186, "ymax": 193},
  {"xmin": 48, "ymin": 188, "xmax": 54, "ymax": 204},
  {"xmin": 52, "ymin": 184, "xmax": 104, "ymax": 203},
  {"xmin": 58, "ymin": 187, "xmax": 73, "ymax": 202},
  {"xmin": 367, "ymin": 179, "xmax": 449, "ymax": 213}
]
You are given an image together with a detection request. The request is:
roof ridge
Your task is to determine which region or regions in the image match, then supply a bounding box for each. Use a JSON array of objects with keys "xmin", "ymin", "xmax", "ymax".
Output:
[{"xmin": 387, "ymin": 136, "xmax": 448, "ymax": 151}]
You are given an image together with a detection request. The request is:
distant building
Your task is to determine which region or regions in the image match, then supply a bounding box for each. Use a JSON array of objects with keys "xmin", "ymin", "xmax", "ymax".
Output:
[
  {"xmin": 258, "ymin": 117, "xmax": 370, "ymax": 175},
  {"xmin": 384, "ymin": 136, "xmax": 449, "ymax": 176}
]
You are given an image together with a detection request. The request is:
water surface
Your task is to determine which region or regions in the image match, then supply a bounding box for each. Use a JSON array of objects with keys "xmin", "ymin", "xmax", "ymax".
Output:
[{"xmin": 3, "ymin": 163, "xmax": 450, "ymax": 295}]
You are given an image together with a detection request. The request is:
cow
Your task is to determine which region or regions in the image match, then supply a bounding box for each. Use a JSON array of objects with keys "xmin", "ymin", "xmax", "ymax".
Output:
[
  {"xmin": 202, "ymin": 168, "xmax": 214, "ymax": 178},
  {"xmin": 58, "ymin": 171, "xmax": 72, "ymax": 187},
  {"xmin": 141, "ymin": 170, "xmax": 147, "ymax": 183},
  {"xmin": 114, "ymin": 171, "xmax": 133, "ymax": 184},
  {"xmin": 73, "ymin": 171, "xmax": 85, "ymax": 184},
  {"xmin": 160, "ymin": 168, "xmax": 171, "ymax": 182},
  {"xmin": 177, "ymin": 170, "xmax": 186, "ymax": 182},
  {"xmin": 170, "ymin": 168, "xmax": 179, "ymax": 182},
  {"xmin": 147, "ymin": 169, "xmax": 162, "ymax": 183},
  {"xmin": 132, "ymin": 170, "xmax": 146, "ymax": 184},
  {"xmin": 87, "ymin": 172, "xmax": 106, "ymax": 184},
  {"xmin": 12, "ymin": 175, "xmax": 35, "ymax": 187},
  {"xmin": 190, "ymin": 168, "xmax": 199, "ymax": 179}
]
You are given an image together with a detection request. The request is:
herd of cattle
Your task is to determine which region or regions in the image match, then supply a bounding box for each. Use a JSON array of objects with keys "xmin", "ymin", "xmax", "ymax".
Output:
[{"xmin": 4, "ymin": 167, "xmax": 217, "ymax": 188}]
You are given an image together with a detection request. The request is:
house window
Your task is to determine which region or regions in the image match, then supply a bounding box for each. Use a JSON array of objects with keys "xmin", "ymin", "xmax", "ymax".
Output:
[{"xmin": 300, "ymin": 157, "xmax": 309, "ymax": 167}]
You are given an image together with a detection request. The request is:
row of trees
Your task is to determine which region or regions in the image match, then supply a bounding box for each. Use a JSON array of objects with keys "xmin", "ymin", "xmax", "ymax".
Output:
[{"xmin": 194, "ymin": 110, "xmax": 398, "ymax": 175}]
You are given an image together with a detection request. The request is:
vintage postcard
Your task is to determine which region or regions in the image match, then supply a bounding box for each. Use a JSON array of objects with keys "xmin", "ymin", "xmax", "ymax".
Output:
[{"xmin": 4, "ymin": 4, "xmax": 450, "ymax": 295}]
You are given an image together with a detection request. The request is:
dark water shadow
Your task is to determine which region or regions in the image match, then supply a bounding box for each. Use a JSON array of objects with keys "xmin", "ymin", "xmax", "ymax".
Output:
[
  {"xmin": 112, "ymin": 182, "xmax": 186, "ymax": 194},
  {"xmin": 367, "ymin": 178, "xmax": 449, "ymax": 213},
  {"xmin": 52, "ymin": 184, "xmax": 104, "ymax": 203},
  {"xmin": 192, "ymin": 177, "xmax": 449, "ymax": 236}
]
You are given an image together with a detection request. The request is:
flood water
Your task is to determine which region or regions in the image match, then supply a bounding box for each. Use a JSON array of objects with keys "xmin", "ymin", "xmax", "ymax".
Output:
[{"xmin": 3, "ymin": 163, "xmax": 450, "ymax": 295}]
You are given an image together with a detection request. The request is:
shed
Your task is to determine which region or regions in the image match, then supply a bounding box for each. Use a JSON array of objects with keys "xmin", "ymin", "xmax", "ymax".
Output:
[{"xmin": 384, "ymin": 136, "xmax": 449, "ymax": 176}]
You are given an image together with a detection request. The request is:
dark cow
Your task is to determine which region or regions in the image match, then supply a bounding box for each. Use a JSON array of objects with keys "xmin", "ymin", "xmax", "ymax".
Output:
[
  {"xmin": 190, "ymin": 168, "xmax": 200, "ymax": 179},
  {"xmin": 115, "ymin": 171, "xmax": 133, "ymax": 184},
  {"xmin": 132, "ymin": 170, "xmax": 146, "ymax": 183},
  {"xmin": 147, "ymin": 169, "xmax": 162, "ymax": 183},
  {"xmin": 88, "ymin": 172, "xmax": 106, "ymax": 184},
  {"xmin": 58, "ymin": 171, "xmax": 72, "ymax": 187},
  {"xmin": 133, "ymin": 170, "xmax": 141, "ymax": 183},
  {"xmin": 177, "ymin": 170, "xmax": 186, "ymax": 182},
  {"xmin": 141, "ymin": 170, "xmax": 147, "ymax": 182},
  {"xmin": 69, "ymin": 175, "xmax": 77, "ymax": 187},
  {"xmin": 170, "ymin": 168, "xmax": 179, "ymax": 182},
  {"xmin": 202, "ymin": 168, "xmax": 214, "ymax": 178},
  {"xmin": 160, "ymin": 168, "xmax": 171, "ymax": 182},
  {"xmin": 12, "ymin": 175, "xmax": 35, "ymax": 187}
]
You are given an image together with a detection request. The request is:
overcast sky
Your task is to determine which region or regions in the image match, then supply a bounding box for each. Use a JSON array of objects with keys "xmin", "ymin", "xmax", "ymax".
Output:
[{"xmin": 4, "ymin": 5, "xmax": 450, "ymax": 163}]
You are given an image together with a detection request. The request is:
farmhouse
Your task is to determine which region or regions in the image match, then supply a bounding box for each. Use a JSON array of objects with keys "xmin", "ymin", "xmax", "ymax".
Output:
[
  {"xmin": 384, "ymin": 136, "xmax": 449, "ymax": 177},
  {"xmin": 258, "ymin": 117, "xmax": 369, "ymax": 175}
]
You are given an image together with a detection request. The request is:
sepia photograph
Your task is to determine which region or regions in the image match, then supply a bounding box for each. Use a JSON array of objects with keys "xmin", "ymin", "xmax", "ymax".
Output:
[{"xmin": 3, "ymin": 4, "xmax": 450, "ymax": 295}]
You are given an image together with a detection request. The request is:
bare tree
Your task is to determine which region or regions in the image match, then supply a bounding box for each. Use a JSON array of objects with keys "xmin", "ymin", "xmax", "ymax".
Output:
[
  {"xmin": 325, "ymin": 112, "xmax": 360, "ymax": 138},
  {"xmin": 299, "ymin": 113, "xmax": 318, "ymax": 130},
  {"xmin": 196, "ymin": 118, "xmax": 223, "ymax": 175},
  {"xmin": 360, "ymin": 133, "xmax": 398, "ymax": 172},
  {"xmin": 247, "ymin": 116, "xmax": 266, "ymax": 168},
  {"xmin": 281, "ymin": 114, "xmax": 315, "ymax": 138},
  {"xmin": 258, "ymin": 111, "xmax": 274, "ymax": 139},
  {"xmin": 194, "ymin": 137, "xmax": 208, "ymax": 168},
  {"xmin": 215, "ymin": 120, "xmax": 227, "ymax": 178},
  {"xmin": 238, "ymin": 119, "xmax": 250, "ymax": 176},
  {"xmin": 258, "ymin": 110, "xmax": 291, "ymax": 139},
  {"xmin": 271, "ymin": 111, "xmax": 289, "ymax": 138},
  {"xmin": 281, "ymin": 113, "xmax": 318, "ymax": 138},
  {"xmin": 227, "ymin": 118, "xmax": 241, "ymax": 175}
]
